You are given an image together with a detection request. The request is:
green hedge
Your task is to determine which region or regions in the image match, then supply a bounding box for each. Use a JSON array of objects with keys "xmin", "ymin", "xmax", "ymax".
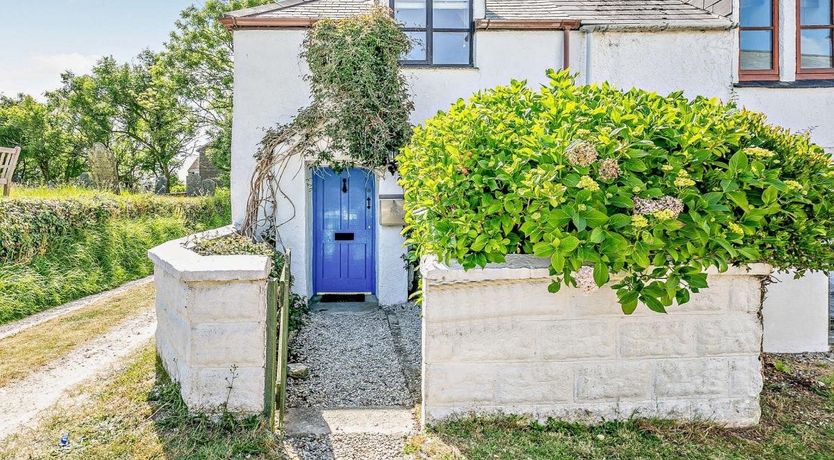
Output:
[
  {"xmin": 399, "ymin": 70, "xmax": 834, "ymax": 313},
  {"xmin": 0, "ymin": 189, "xmax": 230, "ymax": 324},
  {"xmin": 1, "ymin": 188, "xmax": 230, "ymax": 264}
]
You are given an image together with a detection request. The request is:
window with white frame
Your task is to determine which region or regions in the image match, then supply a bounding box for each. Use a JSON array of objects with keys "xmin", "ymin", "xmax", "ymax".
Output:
[{"xmin": 391, "ymin": 0, "xmax": 473, "ymax": 66}]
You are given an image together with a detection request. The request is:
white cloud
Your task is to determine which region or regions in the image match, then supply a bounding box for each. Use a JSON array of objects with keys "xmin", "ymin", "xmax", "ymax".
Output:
[{"xmin": 0, "ymin": 53, "xmax": 101, "ymax": 99}]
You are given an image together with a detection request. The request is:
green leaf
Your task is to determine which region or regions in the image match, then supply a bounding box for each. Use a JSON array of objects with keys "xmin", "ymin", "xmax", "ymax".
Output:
[
  {"xmin": 729, "ymin": 150, "xmax": 749, "ymax": 173},
  {"xmin": 550, "ymin": 252, "xmax": 565, "ymax": 272},
  {"xmin": 593, "ymin": 263, "xmax": 609, "ymax": 287},
  {"xmin": 589, "ymin": 227, "xmax": 606, "ymax": 243},
  {"xmin": 582, "ymin": 209, "xmax": 608, "ymax": 227},
  {"xmin": 559, "ymin": 235, "xmax": 580, "ymax": 254},
  {"xmin": 762, "ymin": 186, "xmax": 778, "ymax": 205},
  {"xmin": 548, "ymin": 280, "xmax": 562, "ymax": 293},
  {"xmin": 533, "ymin": 242, "xmax": 554, "ymax": 258}
]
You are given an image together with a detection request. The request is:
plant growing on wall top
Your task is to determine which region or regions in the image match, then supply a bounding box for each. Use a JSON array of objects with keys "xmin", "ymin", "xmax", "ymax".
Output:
[
  {"xmin": 242, "ymin": 7, "xmax": 413, "ymax": 241},
  {"xmin": 399, "ymin": 70, "xmax": 834, "ymax": 313}
]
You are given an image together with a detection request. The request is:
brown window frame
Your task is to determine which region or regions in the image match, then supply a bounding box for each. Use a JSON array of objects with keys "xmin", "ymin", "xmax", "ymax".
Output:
[
  {"xmin": 796, "ymin": 0, "xmax": 834, "ymax": 79},
  {"xmin": 739, "ymin": 0, "xmax": 781, "ymax": 81}
]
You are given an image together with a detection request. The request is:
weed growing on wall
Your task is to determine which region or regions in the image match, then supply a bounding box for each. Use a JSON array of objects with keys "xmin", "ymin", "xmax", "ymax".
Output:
[{"xmin": 399, "ymin": 70, "xmax": 834, "ymax": 313}]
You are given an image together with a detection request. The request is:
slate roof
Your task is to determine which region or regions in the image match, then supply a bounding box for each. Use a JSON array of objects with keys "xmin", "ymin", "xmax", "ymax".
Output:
[{"xmin": 224, "ymin": 0, "xmax": 733, "ymax": 28}]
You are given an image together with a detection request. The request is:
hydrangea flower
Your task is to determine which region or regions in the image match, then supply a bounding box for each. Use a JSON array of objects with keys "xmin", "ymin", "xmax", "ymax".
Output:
[
  {"xmin": 633, "ymin": 196, "xmax": 685, "ymax": 218},
  {"xmin": 728, "ymin": 222, "xmax": 744, "ymax": 234},
  {"xmin": 566, "ymin": 141, "xmax": 598, "ymax": 167},
  {"xmin": 785, "ymin": 180, "xmax": 803, "ymax": 191},
  {"xmin": 673, "ymin": 170, "xmax": 696, "ymax": 187},
  {"xmin": 742, "ymin": 147, "xmax": 775, "ymax": 158},
  {"xmin": 575, "ymin": 266, "xmax": 597, "ymax": 293},
  {"xmin": 598, "ymin": 158, "xmax": 621, "ymax": 182},
  {"xmin": 577, "ymin": 175, "xmax": 600, "ymax": 191},
  {"xmin": 632, "ymin": 215, "xmax": 649, "ymax": 229}
]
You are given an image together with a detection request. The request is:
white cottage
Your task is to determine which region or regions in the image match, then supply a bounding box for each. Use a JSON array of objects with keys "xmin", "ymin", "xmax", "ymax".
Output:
[{"xmin": 223, "ymin": 0, "xmax": 833, "ymax": 351}]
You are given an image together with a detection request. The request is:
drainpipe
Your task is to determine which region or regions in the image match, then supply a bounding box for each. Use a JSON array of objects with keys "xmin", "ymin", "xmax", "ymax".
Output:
[
  {"xmin": 584, "ymin": 30, "xmax": 594, "ymax": 84},
  {"xmin": 562, "ymin": 25, "xmax": 572, "ymax": 70}
]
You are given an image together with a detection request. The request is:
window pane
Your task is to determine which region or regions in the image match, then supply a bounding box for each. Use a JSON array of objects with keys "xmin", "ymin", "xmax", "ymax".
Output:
[
  {"xmin": 740, "ymin": 0, "xmax": 772, "ymax": 27},
  {"xmin": 433, "ymin": 0, "xmax": 469, "ymax": 28},
  {"xmin": 800, "ymin": 29, "xmax": 834, "ymax": 68},
  {"xmin": 403, "ymin": 31, "xmax": 427, "ymax": 61},
  {"xmin": 395, "ymin": 0, "xmax": 427, "ymax": 28},
  {"xmin": 740, "ymin": 30, "xmax": 773, "ymax": 70},
  {"xmin": 433, "ymin": 32, "xmax": 470, "ymax": 64},
  {"xmin": 800, "ymin": 0, "xmax": 833, "ymax": 26}
]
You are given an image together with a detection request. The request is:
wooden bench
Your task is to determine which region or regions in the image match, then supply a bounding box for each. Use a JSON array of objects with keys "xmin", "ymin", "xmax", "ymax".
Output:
[{"xmin": 0, "ymin": 147, "xmax": 21, "ymax": 197}]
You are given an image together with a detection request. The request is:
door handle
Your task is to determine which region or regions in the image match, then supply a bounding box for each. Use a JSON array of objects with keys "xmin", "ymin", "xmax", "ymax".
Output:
[
  {"xmin": 367, "ymin": 197, "xmax": 371, "ymax": 209},
  {"xmin": 342, "ymin": 178, "xmax": 348, "ymax": 193}
]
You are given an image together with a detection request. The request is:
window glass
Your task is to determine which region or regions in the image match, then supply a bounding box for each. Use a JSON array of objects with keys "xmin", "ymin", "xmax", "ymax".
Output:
[
  {"xmin": 740, "ymin": 30, "xmax": 774, "ymax": 70},
  {"xmin": 801, "ymin": 29, "xmax": 834, "ymax": 68},
  {"xmin": 433, "ymin": 0, "xmax": 469, "ymax": 28},
  {"xmin": 404, "ymin": 31, "xmax": 427, "ymax": 61},
  {"xmin": 395, "ymin": 0, "xmax": 427, "ymax": 27},
  {"xmin": 740, "ymin": 0, "xmax": 772, "ymax": 27},
  {"xmin": 801, "ymin": 0, "xmax": 833, "ymax": 26},
  {"xmin": 433, "ymin": 32, "xmax": 470, "ymax": 64}
]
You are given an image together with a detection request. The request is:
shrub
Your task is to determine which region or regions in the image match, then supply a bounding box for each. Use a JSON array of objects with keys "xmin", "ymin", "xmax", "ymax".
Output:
[{"xmin": 399, "ymin": 70, "xmax": 834, "ymax": 313}]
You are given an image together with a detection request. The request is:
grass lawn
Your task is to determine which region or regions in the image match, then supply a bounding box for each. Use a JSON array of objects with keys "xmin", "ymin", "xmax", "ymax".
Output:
[
  {"xmin": 0, "ymin": 283, "xmax": 154, "ymax": 388},
  {"xmin": 0, "ymin": 344, "xmax": 280, "ymax": 460},
  {"xmin": 409, "ymin": 354, "xmax": 834, "ymax": 459}
]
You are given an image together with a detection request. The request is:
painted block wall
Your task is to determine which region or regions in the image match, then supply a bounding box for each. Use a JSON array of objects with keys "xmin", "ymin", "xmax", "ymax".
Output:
[
  {"xmin": 149, "ymin": 227, "xmax": 272, "ymax": 415},
  {"xmin": 421, "ymin": 256, "xmax": 770, "ymax": 427}
]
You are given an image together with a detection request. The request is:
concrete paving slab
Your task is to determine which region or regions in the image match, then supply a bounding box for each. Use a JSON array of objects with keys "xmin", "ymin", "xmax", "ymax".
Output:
[{"xmin": 284, "ymin": 407, "xmax": 416, "ymax": 436}]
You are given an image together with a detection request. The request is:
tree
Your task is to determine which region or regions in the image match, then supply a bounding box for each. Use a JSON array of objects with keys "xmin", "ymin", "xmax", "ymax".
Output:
[{"xmin": 158, "ymin": 0, "xmax": 273, "ymax": 180}]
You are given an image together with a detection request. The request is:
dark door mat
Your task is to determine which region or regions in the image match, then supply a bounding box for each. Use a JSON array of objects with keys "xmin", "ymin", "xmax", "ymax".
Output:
[{"xmin": 319, "ymin": 294, "xmax": 366, "ymax": 303}]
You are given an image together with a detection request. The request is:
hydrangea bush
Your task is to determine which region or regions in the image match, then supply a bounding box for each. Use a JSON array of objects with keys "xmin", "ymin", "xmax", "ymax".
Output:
[{"xmin": 398, "ymin": 70, "xmax": 834, "ymax": 313}]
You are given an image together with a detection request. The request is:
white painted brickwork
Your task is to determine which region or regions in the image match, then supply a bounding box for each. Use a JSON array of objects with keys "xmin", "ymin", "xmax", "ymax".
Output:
[
  {"xmin": 421, "ymin": 255, "xmax": 770, "ymax": 427},
  {"xmin": 150, "ymin": 226, "xmax": 272, "ymax": 415}
]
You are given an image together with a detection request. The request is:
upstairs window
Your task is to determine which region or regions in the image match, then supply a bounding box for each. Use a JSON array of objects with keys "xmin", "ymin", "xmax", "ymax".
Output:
[
  {"xmin": 739, "ymin": 0, "xmax": 780, "ymax": 80},
  {"xmin": 798, "ymin": 0, "xmax": 834, "ymax": 78},
  {"xmin": 392, "ymin": 0, "xmax": 473, "ymax": 66}
]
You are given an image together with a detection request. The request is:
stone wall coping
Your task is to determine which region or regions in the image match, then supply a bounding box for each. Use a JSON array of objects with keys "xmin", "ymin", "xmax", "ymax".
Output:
[
  {"xmin": 148, "ymin": 225, "xmax": 272, "ymax": 282},
  {"xmin": 421, "ymin": 254, "xmax": 771, "ymax": 282}
]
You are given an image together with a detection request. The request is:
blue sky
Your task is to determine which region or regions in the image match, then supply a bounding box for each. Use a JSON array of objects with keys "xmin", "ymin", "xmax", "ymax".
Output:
[{"xmin": 0, "ymin": 0, "xmax": 203, "ymax": 98}]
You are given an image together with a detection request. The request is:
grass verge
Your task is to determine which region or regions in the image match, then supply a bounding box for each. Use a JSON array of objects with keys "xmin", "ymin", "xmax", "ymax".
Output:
[
  {"xmin": 0, "ymin": 344, "xmax": 280, "ymax": 459},
  {"xmin": 0, "ymin": 283, "xmax": 155, "ymax": 388},
  {"xmin": 407, "ymin": 354, "xmax": 834, "ymax": 459}
]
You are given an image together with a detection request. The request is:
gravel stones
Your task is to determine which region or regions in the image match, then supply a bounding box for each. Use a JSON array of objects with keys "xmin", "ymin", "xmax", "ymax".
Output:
[
  {"xmin": 283, "ymin": 303, "xmax": 422, "ymax": 459},
  {"xmin": 287, "ymin": 308, "xmax": 414, "ymax": 408}
]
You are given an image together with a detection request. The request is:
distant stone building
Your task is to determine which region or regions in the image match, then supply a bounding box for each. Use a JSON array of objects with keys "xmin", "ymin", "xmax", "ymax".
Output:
[{"xmin": 187, "ymin": 146, "xmax": 220, "ymax": 182}]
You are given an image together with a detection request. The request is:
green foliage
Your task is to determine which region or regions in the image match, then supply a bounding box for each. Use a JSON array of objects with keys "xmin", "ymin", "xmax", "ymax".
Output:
[
  {"xmin": 300, "ymin": 7, "xmax": 413, "ymax": 169},
  {"xmin": 0, "ymin": 189, "xmax": 230, "ymax": 324},
  {"xmin": 0, "ymin": 188, "xmax": 231, "ymax": 264},
  {"xmin": 159, "ymin": 0, "xmax": 272, "ymax": 177},
  {"xmin": 399, "ymin": 70, "xmax": 834, "ymax": 313},
  {"xmin": 192, "ymin": 232, "xmax": 285, "ymax": 278}
]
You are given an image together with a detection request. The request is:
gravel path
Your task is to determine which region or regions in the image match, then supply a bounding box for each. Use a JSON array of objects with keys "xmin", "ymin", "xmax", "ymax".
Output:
[
  {"xmin": 0, "ymin": 276, "xmax": 153, "ymax": 341},
  {"xmin": 0, "ymin": 310, "xmax": 156, "ymax": 440},
  {"xmin": 284, "ymin": 303, "xmax": 422, "ymax": 459},
  {"xmin": 287, "ymin": 308, "xmax": 415, "ymax": 408}
]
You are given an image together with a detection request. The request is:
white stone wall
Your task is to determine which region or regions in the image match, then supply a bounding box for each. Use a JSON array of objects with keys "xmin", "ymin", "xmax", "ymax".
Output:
[
  {"xmin": 421, "ymin": 256, "xmax": 770, "ymax": 427},
  {"xmin": 149, "ymin": 226, "xmax": 272, "ymax": 415}
]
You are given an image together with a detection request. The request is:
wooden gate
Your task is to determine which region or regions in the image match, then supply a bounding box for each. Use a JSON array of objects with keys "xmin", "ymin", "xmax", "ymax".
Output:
[{"xmin": 265, "ymin": 251, "xmax": 291, "ymax": 431}]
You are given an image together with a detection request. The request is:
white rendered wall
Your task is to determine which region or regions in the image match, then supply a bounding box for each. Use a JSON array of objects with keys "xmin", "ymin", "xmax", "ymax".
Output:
[
  {"xmin": 734, "ymin": 89, "xmax": 834, "ymax": 151},
  {"xmin": 149, "ymin": 227, "xmax": 273, "ymax": 414},
  {"xmin": 585, "ymin": 29, "xmax": 736, "ymax": 100},
  {"xmin": 231, "ymin": 29, "xmax": 572, "ymax": 304},
  {"xmin": 421, "ymin": 256, "xmax": 770, "ymax": 427},
  {"xmin": 763, "ymin": 271, "xmax": 830, "ymax": 353}
]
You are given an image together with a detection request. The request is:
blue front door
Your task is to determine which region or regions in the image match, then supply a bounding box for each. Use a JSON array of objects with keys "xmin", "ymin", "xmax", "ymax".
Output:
[{"xmin": 313, "ymin": 168, "xmax": 376, "ymax": 294}]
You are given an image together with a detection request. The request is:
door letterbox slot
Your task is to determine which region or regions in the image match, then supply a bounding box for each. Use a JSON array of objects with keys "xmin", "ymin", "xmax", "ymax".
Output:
[{"xmin": 335, "ymin": 232, "xmax": 354, "ymax": 241}]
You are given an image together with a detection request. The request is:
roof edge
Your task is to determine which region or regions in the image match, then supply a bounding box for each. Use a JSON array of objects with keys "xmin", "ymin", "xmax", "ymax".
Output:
[
  {"xmin": 580, "ymin": 19, "xmax": 737, "ymax": 32},
  {"xmin": 474, "ymin": 19, "xmax": 582, "ymax": 30},
  {"xmin": 220, "ymin": 15, "xmax": 317, "ymax": 30}
]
